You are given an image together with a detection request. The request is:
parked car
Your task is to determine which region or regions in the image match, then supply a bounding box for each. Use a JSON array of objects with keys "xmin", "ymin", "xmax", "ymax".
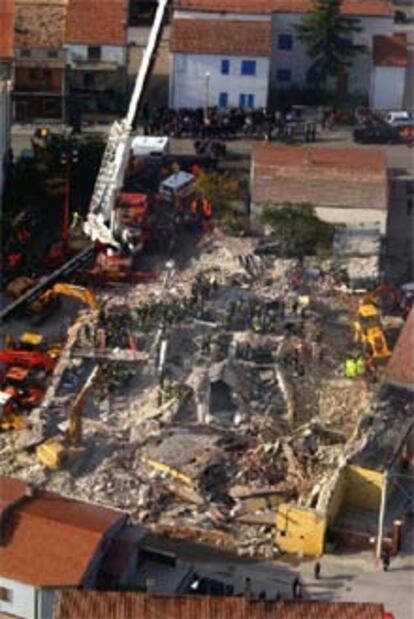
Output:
[
  {"xmin": 353, "ymin": 125, "xmax": 400, "ymax": 144},
  {"xmin": 385, "ymin": 111, "xmax": 413, "ymax": 127}
]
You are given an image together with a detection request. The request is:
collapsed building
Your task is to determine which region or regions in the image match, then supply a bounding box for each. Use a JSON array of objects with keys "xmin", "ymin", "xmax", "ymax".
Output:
[{"xmin": 1, "ymin": 230, "xmax": 392, "ymax": 558}]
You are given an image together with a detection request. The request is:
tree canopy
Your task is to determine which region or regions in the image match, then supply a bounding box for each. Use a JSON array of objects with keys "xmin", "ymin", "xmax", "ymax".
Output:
[{"xmin": 295, "ymin": 0, "xmax": 366, "ymax": 88}]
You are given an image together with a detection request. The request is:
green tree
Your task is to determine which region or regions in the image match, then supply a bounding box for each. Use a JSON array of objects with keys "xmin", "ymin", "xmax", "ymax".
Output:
[
  {"xmin": 295, "ymin": 0, "xmax": 366, "ymax": 90},
  {"xmin": 194, "ymin": 170, "xmax": 240, "ymax": 216},
  {"xmin": 261, "ymin": 204, "xmax": 334, "ymax": 255}
]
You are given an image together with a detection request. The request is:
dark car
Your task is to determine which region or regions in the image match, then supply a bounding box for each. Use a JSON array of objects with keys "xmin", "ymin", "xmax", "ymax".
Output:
[{"xmin": 353, "ymin": 125, "xmax": 400, "ymax": 144}]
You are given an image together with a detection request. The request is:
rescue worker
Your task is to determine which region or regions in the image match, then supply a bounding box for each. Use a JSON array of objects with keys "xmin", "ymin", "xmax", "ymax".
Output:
[
  {"xmin": 17, "ymin": 227, "xmax": 31, "ymax": 244},
  {"xmin": 7, "ymin": 252, "xmax": 22, "ymax": 269},
  {"xmin": 381, "ymin": 549, "xmax": 391, "ymax": 572},
  {"xmin": 345, "ymin": 357, "xmax": 358, "ymax": 379},
  {"xmin": 355, "ymin": 356, "xmax": 365, "ymax": 377},
  {"xmin": 71, "ymin": 211, "xmax": 82, "ymax": 229},
  {"xmin": 252, "ymin": 316, "xmax": 263, "ymax": 333},
  {"xmin": 202, "ymin": 198, "xmax": 213, "ymax": 232}
]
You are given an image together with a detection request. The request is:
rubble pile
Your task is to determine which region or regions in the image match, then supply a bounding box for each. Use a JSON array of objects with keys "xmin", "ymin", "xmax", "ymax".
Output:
[{"xmin": 0, "ymin": 232, "xmax": 378, "ymax": 556}]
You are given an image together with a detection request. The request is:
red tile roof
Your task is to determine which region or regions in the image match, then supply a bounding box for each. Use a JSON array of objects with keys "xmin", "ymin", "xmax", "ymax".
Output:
[
  {"xmin": 14, "ymin": 0, "xmax": 68, "ymax": 49},
  {"xmin": 386, "ymin": 307, "xmax": 414, "ymax": 390},
  {"xmin": 251, "ymin": 145, "xmax": 388, "ymax": 209},
  {"xmin": 253, "ymin": 144, "xmax": 387, "ymax": 175},
  {"xmin": 66, "ymin": 0, "xmax": 127, "ymax": 45},
  {"xmin": 0, "ymin": 0, "xmax": 14, "ymax": 58},
  {"xmin": 0, "ymin": 476, "xmax": 127, "ymax": 587},
  {"xmin": 171, "ymin": 19, "xmax": 271, "ymax": 56},
  {"xmin": 174, "ymin": 0, "xmax": 394, "ymax": 17},
  {"xmin": 373, "ymin": 34, "xmax": 408, "ymax": 67},
  {"xmin": 55, "ymin": 592, "xmax": 386, "ymax": 619}
]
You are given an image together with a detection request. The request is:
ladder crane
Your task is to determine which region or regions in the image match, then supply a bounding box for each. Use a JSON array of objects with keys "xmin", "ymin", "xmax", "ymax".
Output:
[
  {"xmin": 1, "ymin": 0, "xmax": 170, "ymax": 322},
  {"xmin": 84, "ymin": 0, "xmax": 170, "ymax": 250}
]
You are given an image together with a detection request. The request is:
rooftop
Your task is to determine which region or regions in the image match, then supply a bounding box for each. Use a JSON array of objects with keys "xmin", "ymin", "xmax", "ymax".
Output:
[
  {"xmin": 251, "ymin": 145, "xmax": 388, "ymax": 210},
  {"xmin": 14, "ymin": 0, "xmax": 68, "ymax": 49},
  {"xmin": 386, "ymin": 307, "xmax": 414, "ymax": 390},
  {"xmin": 54, "ymin": 592, "xmax": 386, "ymax": 619},
  {"xmin": 373, "ymin": 34, "xmax": 408, "ymax": 67},
  {"xmin": 174, "ymin": 0, "xmax": 394, "ymax": 18},
  {"xmin": 66, "ymin": 0, "xmax": 127, "ymax": 45},
  {"xmin": 252, "ymin": 145, "xmax": 387, "ymax": 176},
  {"xmin": 0, "ymin": 0, "xmax": 14, "ymax": 58},
  {"xmin": 0, "ymin": 476, "xmax": 127, "ymax": 587},
  {"xmin": 171, "ymin": 18, "xmax": 271, "ymax": 56}
]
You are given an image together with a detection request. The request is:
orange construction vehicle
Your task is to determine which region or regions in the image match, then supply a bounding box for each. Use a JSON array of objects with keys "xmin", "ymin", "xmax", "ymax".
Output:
[
  {"xmin": 0, "ymin": 350, "xmax": 56, "ymax": 372},
  {"xmin": 37, "ymin": 365, "xmax": 100, "ymax": 469},
  {"xmin": 0, "ymin": 349, "xmax": 54, "ymax": 430},
  {"xmin": 5, "ymin": 279, "xmax": 98, "ymax": 320},
  {"xmin": 353, "ymin": 302, "xmax": 391, "ymax": 361}
]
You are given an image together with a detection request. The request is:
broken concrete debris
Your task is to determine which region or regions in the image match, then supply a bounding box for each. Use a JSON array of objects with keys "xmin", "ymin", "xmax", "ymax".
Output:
[{"xmin": 0, "ymin": 233, "xmax": 379, "ymax": 557}]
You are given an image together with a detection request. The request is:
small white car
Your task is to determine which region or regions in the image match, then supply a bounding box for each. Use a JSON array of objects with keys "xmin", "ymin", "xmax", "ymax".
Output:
[{"xmin": 385, "ymin": 111, "xmax": 412, "ymax": 127}]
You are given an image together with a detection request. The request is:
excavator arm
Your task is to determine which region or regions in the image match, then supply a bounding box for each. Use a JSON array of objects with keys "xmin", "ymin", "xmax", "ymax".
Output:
[
  {"xmin": 50, "ymin": 283, "xmax": 98, "ymax": 311},
  {"xmin": 68, "ymin": 365, "xmax": 100, "ymax": 446}
]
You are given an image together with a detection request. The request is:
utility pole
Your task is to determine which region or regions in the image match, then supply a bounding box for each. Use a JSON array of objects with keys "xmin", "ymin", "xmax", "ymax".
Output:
[{"xmin": 376, "ymin": 470, "xmax": 388, "ymax": 559}]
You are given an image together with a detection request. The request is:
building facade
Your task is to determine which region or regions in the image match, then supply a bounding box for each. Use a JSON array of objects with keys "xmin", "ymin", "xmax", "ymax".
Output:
[
  {"xmin": 65, "ymin": 0, "xmax": 128, "ymax": 118},
  {"xmin": 13, "ymin": 0, "xmax": 68, "ymax": 121},
  {"xmin": 370, "ymin": 34, "xmax": 408, "ymax": 109},
  {"xmin": 171, "ymin": 0, "xmax": 395, "ymax": 108},
  {"xmin": 170, "ymin": 19, "xmax": 271, "ymax": 109}
]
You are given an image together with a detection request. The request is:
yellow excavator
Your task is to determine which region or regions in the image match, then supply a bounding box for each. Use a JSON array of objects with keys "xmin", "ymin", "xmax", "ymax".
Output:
[
  {"xmin": 6, "ymin": 279, "xmax": 98, "ymax": 317},
  {"xmin": 36, "ymin": 365, "xmax": 100, "ymax": 469},
  {"xmin": 353, "ymin": 301, "xmax": 391, "ymax": 361}
]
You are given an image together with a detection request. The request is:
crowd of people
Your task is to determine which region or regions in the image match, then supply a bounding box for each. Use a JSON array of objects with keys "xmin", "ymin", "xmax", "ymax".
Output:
[{"xmin": 141, "ymin": 106, "xmax": 320, "ymax": 142}]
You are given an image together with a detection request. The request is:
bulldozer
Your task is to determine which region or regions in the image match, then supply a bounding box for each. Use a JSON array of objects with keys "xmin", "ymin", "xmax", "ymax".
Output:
[
  {"xmin": 6, "ymin": 279, "xmax": 98, "ymax": 320},
  {"xmin": 36, "ymin": 365, "xmax": 100, "ymax": 469},
  {"xmin": 353, "ymin": 302, "xmax": 391, "ymax": 361}
]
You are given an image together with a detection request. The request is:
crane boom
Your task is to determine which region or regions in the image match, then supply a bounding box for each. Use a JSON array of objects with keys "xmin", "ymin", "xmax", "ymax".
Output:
[{"xmin": 84, "ymin": 0, "xmax": 170, "ymax": 248}]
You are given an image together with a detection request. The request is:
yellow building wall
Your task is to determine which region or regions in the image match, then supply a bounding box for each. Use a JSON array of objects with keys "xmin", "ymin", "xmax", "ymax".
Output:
[
  {"xmin": 326, "ymin": 469, "xmax": 347, "ymax": 525},
  {"xmin": 344, "ymin": 464, "xmax": 385, "ymax": 511},
  {"xmin": 275, "ymin": 503, "xmax": 327, "ymax": 556}
]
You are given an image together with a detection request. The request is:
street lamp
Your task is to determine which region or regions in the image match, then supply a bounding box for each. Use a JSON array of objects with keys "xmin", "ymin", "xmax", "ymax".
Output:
[{"xmin": 205, "ymin": 71, "xmax": 210, "ymax": 111}]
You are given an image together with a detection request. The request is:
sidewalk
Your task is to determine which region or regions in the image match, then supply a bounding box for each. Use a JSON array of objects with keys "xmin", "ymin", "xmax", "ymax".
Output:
[{"xmin": 298, "ymin": 541, "xmax": 414, "ymax": 619}]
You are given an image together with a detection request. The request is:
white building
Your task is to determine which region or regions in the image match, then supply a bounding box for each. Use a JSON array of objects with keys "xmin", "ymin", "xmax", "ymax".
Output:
[
  {"xmin": 170, "ymin": 18, "xmax": 271, "ymax": 108},
  {"xmin": 370, "ymin": 34, "xmax": 408, "ymax": 109},
  {"xmin": 0, "ymin": 80, "xmax": 12, "ymax": 204},
  {"xmin": 171, "ymin": 0, "xmax": 395, "ymax": 108}
]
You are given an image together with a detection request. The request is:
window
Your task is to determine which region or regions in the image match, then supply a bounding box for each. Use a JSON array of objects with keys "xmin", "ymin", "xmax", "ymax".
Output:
[
  {"xmin": 239, "ymin": 93, "xmax": 254, "ymax": 108},
  {"xmin": 83, "ymin": 72, "xmax": 96, "ymax": 88},
  {"xmin": 0, "ymin": 587, "xmax": 13, "ymax": 603},
  {"xmin": 20, "ymin": 49, "xmax": 31, "ymax": 58},
  {"xmin": 221, "ymin": 59, "xmax": 230, "ymax": 75},
  {"xmin": 241, "ymin": 60, "xmax": 256, "ymax": 76},
  {"xmin": 88, "ymin": 46, "xmax": 102, "ymax": 60},
  {"xmin": 31, "ymin": 68, "xmax": 51, "ymax": 82},
  {"xmin": 278, "ymin": 34, "xmax": 293, "ymax": 50},
  {"xmin": 218, "ymin": 92, "xmax": 228, "ymax": 107},
  {"xmin": 47, "ymin": 50, "xmax": 58, "ymax": 58},
  {"xmin": 277, "ymin": 68, "xmax": 291, "ymax": 82}
]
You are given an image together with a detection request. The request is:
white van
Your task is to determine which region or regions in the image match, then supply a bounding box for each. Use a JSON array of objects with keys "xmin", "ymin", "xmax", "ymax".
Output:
[{"xmin": 130, "ymin": 136, "xmax": 170, "ymax": 158}]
